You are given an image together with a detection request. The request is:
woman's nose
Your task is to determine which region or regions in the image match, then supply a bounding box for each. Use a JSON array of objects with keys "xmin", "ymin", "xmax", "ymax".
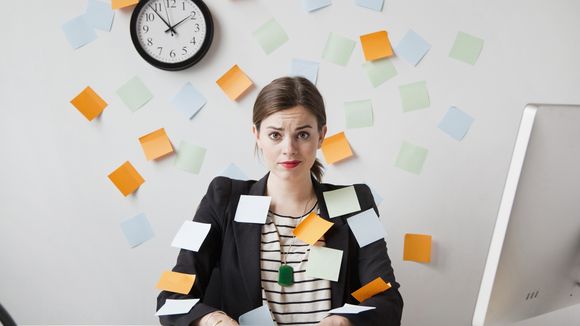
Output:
[{"xmin": 282, "ymin": 137, "xmax": 297, "ymax": 155}]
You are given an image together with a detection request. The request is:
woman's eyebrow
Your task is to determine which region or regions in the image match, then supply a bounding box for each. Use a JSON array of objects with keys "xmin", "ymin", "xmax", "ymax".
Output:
[{"xmin": 265, "ymin": 124, "xmax": 313, "ymax": 130}]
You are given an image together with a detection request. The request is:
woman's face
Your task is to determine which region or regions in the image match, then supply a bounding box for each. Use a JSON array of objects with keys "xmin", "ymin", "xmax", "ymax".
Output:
[{"xmin": 253, "ymin": 105, "xmax": 327, "ymax": 181}]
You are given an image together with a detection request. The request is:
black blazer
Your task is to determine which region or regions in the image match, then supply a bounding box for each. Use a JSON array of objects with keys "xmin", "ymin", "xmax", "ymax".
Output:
[{"xmin": 157, "ymin": 173, "xmax": 403, "ymax": 326}]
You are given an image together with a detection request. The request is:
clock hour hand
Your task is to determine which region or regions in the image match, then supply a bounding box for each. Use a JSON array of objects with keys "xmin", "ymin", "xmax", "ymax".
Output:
[
  {"xmin": 148, "ymin": 5, "xmax": 177, "ymax": 35},
  {"xmin": 164, "ymin": 15, "xmax": 191, "ymax": 33}
]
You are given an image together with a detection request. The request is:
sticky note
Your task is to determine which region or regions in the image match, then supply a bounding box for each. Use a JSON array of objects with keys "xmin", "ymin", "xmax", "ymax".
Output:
[
  {"xmin": 449, "ymin": 31, "xmax": 484, "ymax": 65},
  {"xmin": 345, "ymin": 100, "xmax": 373, "ymax": 129},
  {"xmin": 120, "ymin": 213, "xmax": 154, "ymax": 248},
  {"xmin": 111, "ymin": 0, "xmax": 138, "ymax": 9},
  {"xmin": 323, "ymin": 186, "xmax": 361, "ymax": 218},
  {"xmin": 305, "ymin": 245, "xmax": 343, "ymax": 282},
  {"xmin": 253, "ymin": 18, "xmax": 288, "ymax": 55},
  {"xmin": 108, "ymin": 161, "xmax": 144, "ymax": 196},
  {"xmin": 116, "ymin": 76, "xmax": 153, "ymax": 111},
  {"xmin": 322, "ymin": 33, "xmax": 356, "ymax": 66},
  {"xmin": 62, "ymin": 16, "xmax": 97, "ymax": 49},
  {"xmin": 355, "ymin": 0, "xmax": 384, "ymax": 12},
  {"xmin": 156, "ymin": 271, "xmax": 196, "ymax": 295},
  {"xmin": 85, "ymin": 0, "xmax": 114, "ymax": 32},
  {"xmin": 239, "ymin": 304, "xmax": 275, "ymax": 326},
  {"xmin": 398, "ymin": 81, "xmax": 429, "ymax": 112},
  {"xmin": 220, "ymin": 163, "xmax": 248, "ymax": 181},
  {"xmin": 360, "ymin": 31, "xmax": 393, "ymax": 61},
  {"xmin": 156, "ymin": 298, "xmax": 199, "ymax": 316},
  {"xmin": 70, "ymin": 86, "xmax": 107, "ymax": 121},
  {"xmin": 303, "ymin": 0, "xmax": 332, "ymax": 12},
  {"xmin": 347, "ymin": 208, "xmax": 386, "ymax": 247},
  {"xmin": 328, "ymin": 303, "xmax": 376, "ymax": 314},
  {"xmin": 362, "ymin": 58, "xmax": 397, "ymax": 87},
  {"xmin": 403, "ymin": 233, "xmax": 432, "ymax": 263},
  {"xmin": 234, "ymin": 195, "xmax": 272, "ymax": 224},
  {"xmin": 139, "ymin": 128, "xmax": 174, "ymax": 160},
  {"xmin": 175, "ymin": 141, "xmax": 206, "ymax": 174},
  {"xmin": 293, "ymin": 212, "xmax": 334, "ymax": 245},
  {"xmin": 216, "ymin": 65, "xmax": 253, "ymax": 101},
  {"xmin": 395, "ymin": 29, "xmax": 431, "ymax": 66},
  {"xmin": 290, "ymin": 59, "xmax": 320, "ymax": 85},
  {"xmin": 438, "ymin": 106, "xmax": 474, "ymax": 141},
  {"xmin": 351, "ymin": 277, "xmax": 391, "ymax": 302},
  {"xmin": 171, "ymin": 82, "xmax": 206, "ymax": 119},
  {"xmin": 321, "ymin": 132, "xmax": 353, "ymax": 164},
  {"xmin": 171, "ymin": 221, "xmax": 211, "ymax": 252},
  {"xmin": 367, "ymin": 184, "xmax": 384, "ymax": 206},
  {"xmin": 395, "ymin": 141, "xmax": 428, "ymax": 175}
]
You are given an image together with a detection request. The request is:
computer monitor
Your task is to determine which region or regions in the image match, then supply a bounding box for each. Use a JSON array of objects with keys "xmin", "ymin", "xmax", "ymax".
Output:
[{"xmin": 473, "ymin": 104, "xmax": 580, "ymax": 326}]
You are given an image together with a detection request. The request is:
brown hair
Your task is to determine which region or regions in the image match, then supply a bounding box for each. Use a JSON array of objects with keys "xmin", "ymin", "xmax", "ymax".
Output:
[{"xmin": 253, "ymin": 76, "xmax": 327, "ymax": 181}]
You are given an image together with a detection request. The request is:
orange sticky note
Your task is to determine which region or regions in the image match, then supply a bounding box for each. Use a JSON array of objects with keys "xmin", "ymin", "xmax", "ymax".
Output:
[
  {"xmin": 321, "ymin": 132, "xmax": 353, "ymax": 164},
  {"xmin": 70, "ymin": 86, "xmax": 107, "ymax": 121},
  {"xmin": 156, "ymin": 271, "xmax": 196, "ymax": 295},
  {"xmin": 139, "ymin": 128, "xmax": 174, "ymax": 160},
  {"xmin": 107, "ymin": 161, "xmax": 145, "ymax": 196},
  {"xmin": 360, "ymin": 31, "xmax": 393, "ymax": 61},
  {"xmin": 216, "ymin": 65, "xmax": 253, "ymax": 101},
  {"xmin": 112, "ymin": 0, "xmax": 139, "ymax": 9},
  {"xmin": 351, "ymin": 277, "xmax": 391, "ymax": 303},
  {"xmin": 293, "ymin": 212, "xmax": 334, "ymax": 245},
  {"xmin": 403, "ymin": 233, "xmax": 432, "ymax": 263}
]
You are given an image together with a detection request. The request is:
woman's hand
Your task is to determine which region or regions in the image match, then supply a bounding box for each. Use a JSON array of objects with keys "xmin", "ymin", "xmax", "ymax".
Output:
[
  {"xmin": 317, "ymin": 315, "xmax": 353, "ymax": 326},
  {"xmin": 196, "ymin": 311, "xmax": 239, "ymax": 326}
]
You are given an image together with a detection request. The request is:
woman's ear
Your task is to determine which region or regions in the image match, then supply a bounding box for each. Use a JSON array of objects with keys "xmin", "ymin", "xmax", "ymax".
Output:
[
  {"xmin": 252, "ymin": 125, "xmax": 259, "ymax": 140},
  {"xmin": 318, "ymin": 125, "xmax": 327, "ymax": 148}
]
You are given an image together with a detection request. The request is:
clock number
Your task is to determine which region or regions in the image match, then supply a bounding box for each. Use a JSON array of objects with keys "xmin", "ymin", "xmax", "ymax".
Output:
[
  {"xmin": 190, "ymin": 37, "xmax": 196, "ymax": 45},
  {"xmin": 142, "ymin": 25, "xmax": 149, "ymax": 33},
  {"xmin": 147, "ymin": 38, "xmax": 153, "ymax": 46},
  {"xmin": 170, "ymin": 50, "xmax": 176, "ymax": 58},
  {"xmin": 195, "ymin": 23, "xmax": 200, "ymax": 32},
  {"xmin": 153, "ymin": 3, "xmax": 162, "ymax": 11},
  {"xmin": 182, "ymin": 46, "xmax": 188, "ymax": 55},
  {"xmin": 190, "ymin": 11, "xmax": 197, "ymax": 20},
  {"xmin": 157, "ymin": 47, "xmax": 163, "ymax": 55},
  {"xmin": 145, "ymin": 13, "xmax": 154, "ymax": 22},
  {"xmin": 165, "ymin": 0, "xmax": 176, "ymax": 8},
  {"xmin": 182, "ymin": 1, "xmax": 186, "ymax": 10}
]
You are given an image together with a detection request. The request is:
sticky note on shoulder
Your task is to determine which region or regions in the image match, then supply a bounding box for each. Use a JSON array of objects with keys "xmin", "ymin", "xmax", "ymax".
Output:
[
  {"xmin": 156, "ymin": 271, "xmax": 196, "ymax": 295},
  {"xmin": 216, "ymin": 65, "xmax": 253, "ymax": 101},
  {"xmin": 351, "ymin": 277, "xmax": 391, "ymax": 302},
  {"xmin": 323, "ymin": 186, "xmax": 361, "ymax": 218},
  {"xmin": 70, "ymin": 86, "xmax": 107, "ymax": 121},
  {"xmin": 108, "ymin": 161, "xmax": 144, "ymax": 196},
  {"xmin": 403, "ymin": 233, "xmax": 432, "ymax": 263}
]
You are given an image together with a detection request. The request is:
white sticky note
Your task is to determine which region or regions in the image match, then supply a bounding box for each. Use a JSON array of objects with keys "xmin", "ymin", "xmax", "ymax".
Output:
[
  {"xmin": 219, "ymin": 163, "xmax": 249, "ymax": 181},
  {"xmin": 85, "ymin": 0, "xmax": 115, "ymax": 32},
  {"xmin": 305, "ymin": 245, "xmax": 343, "ymax": 282},
  {"xmin": 234, "ymin": 195, "xmax": 272, "ymax": 224},
  {"xmin": 347, "ymin": 208, "xmax": 386, "ymax": 247},
  {"xmin": 171, "ymin": 221, "xmax": 211, "ymax": 252},
  {"xmin": 323, "ymin": 186, "xmax": 361, "ymax": 218},
  {"xmin": 290, "ymin": 59, "xmax": 320, "ymax": 85},
  {"xmin": 239, "ymin": 304, "xmax": 275, "ymax": 326},
  {"xmin": 303, "ymin": 0, "xmax": 332, "ymax": 12},
  {"xmin": 367, "ymin": 184, "xmax": 384, "ymax": 206},
  {"xmin": 171, "ymin": 82, "xmax": 207, "ymax": 119},
  {"xmin": 155, "ymin": 298, "xmax": 199, "ymax": 316},
  {"xmin": 328, "ymin": 303, "xmax": 376, "ymax": 314}
]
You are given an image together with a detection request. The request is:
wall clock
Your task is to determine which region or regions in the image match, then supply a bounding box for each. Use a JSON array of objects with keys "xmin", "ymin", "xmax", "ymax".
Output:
[{"xmin": 130, "ymin": 0, "xmax": 214, "ymax": 71}]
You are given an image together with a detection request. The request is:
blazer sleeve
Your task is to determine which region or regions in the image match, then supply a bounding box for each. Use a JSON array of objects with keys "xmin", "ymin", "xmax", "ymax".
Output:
[
  {"xmin": 336, "ymin": 184, "xmax": 404, "ymax": 326},
  {"xmin": 157, "ymin": 177, "xmax": 232, "ymax": 326}
]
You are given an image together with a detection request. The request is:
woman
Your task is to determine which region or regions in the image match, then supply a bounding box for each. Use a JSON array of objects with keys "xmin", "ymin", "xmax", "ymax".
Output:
[{"xmin": 157, "ymin": 77, "xmax": 403, "ymax": 326}]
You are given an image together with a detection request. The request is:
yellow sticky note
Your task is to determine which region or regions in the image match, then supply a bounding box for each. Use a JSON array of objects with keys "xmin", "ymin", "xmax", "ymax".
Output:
[
  {"xmin": 360, "ymin": 31, "xmax": 393, "ymax": 61},
  {"xmin": 70, "ymin": 86, "xmax": 107, "ymax": 121},
  {"xmin": 107, "ymin": 161, "xmax": 145, "ymax": 197},
  {"xmin": 351, "ymin": 277, "xmax": 391, "ymax": 303},
  {"xmin": 139, "ymin": 128, "xmax": 174, "ymax": 160},
  {"xmin": 112, "ymin": 0, "xmax": 138, "ymax": 9},
  {"xmin": 156, "ymin": 271, "xmax": 196, "ymax": 295},
  {"xmin": 293, "ymin": 212, "xmax": 334, "ymax": 245},
  {"xmin": 216, "ymin": 65, "xmax": 253, "ymax": 101},
  {"xmin": 321, "ymin": 132, "xmax": 353, "ymax": 164},
  {"xmin": 403, "ymin": 233, "xmax": 432, "ymax": 263}
]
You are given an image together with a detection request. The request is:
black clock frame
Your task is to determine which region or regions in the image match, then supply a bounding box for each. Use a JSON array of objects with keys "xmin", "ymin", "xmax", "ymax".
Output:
[{"xmin": 130, "ymin": 0, "xmax": 214, "ymax": 71}]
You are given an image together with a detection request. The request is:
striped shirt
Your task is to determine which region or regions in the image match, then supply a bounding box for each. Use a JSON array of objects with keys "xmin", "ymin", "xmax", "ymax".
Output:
[{"xmin": 260, "ymin": 202, "xmax": 332, "ymax": 325}]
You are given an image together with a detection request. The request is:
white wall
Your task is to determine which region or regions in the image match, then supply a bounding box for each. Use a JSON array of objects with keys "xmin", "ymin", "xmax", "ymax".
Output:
[{"xmin": 1, "ymin": 0, "xmax": 579, "ymax": 325}]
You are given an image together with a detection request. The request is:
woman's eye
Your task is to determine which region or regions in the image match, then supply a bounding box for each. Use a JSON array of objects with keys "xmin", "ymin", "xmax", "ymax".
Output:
[
  {"xmin": 297, "ymin": 132, "xmax": 310, "ymax": 140},
  {"xmin": 268, "ymin": 132, "xmax": 281, "ymax": 140}
]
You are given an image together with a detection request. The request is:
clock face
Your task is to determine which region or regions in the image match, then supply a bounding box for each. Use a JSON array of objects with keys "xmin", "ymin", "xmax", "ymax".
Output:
[{"xmin": 130, "ymin": 0, "xmax": 213, "ymax": 71}]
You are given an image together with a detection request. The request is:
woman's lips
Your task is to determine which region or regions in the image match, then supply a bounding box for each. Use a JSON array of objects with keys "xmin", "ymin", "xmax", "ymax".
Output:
[{"xmin": 280, "ymin": 161, "xmax": 301, "ymax": 169}]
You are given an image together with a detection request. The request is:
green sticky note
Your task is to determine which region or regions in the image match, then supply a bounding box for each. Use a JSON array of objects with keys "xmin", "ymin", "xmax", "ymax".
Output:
[
  {"xmin": 449, "ymin": 31, "xmax": 484, "ymax": 65},
  {"xmin": 395, "ymin": 141, "xmax": 428, "ymax": 174},
  {"xmin": 398, "ymin": 81, "xmax": 429, "ymax": 112},
  {"xmin": 323, "ymin": 186, "xmax": 361, "ymax": 218},
  {"xmin": 305, "ymin": 245, "xmax": 343, "ymax": 282},
  {"xmin": 116, "ymin": 76, "xmax": 153, "ymax": 111},
  {"xmin": 322, "ymin": 32, "xmax": 355, "ymax": 66},
  {"xmin": 345, "ymin": 100, "xmax": 373, "ymax": 129},
  {"xmin": 253, "ymin": 18, "xmax": 289, "ymax": 55},
  {"xmin": 175, "ymin": 141, "xmax": 206, "ymax": 174},
  {"xmin": 362, "ymin": 58, "xmax": 397, "ymax": 87}
]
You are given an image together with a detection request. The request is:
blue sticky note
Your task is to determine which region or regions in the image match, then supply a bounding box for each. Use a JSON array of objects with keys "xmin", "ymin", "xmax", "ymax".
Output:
[
  {"xmin": 85, "ymin": 0, "xmax": 115, "ymax": 32},
  {"xmin": 347, "ymin": 208, "xmax": 386, "ymax": 247},
  {"xmin": 290, "ymin": 59, "xmax": 320, "ymax": 85},
  {"xmin": 438, "ymin": 106, "xmax": 474, "ymax": 141},
  {"xmin": 171, "ymin": 82, "xmax": 207, "ymax": 119},
  {"xmin": 303, "ymin": 0, "xmax": 332, "ymax": 12},
  {"xmin": 62, "ymin": 15, "xmax": 97, "ymax": 49},
  {"xmin": 395, "ymin": 30, "xmax": 431, "ymax": 66},
  {"xmin": 239, "ymin": 305, "xmax": 275, "ymax": 326},
  {"xmin": 121, "ymin": 213, "xmax": 154, "ymax": 248},
  {"xmin": 367, "ymin": 184, "xmax": 384, "ymax": 206},
  {"xmin": 220, "ymin": 163, "xmax": 248, "ymax": 181},
  {"xmin": 355, "ymin": 0, "xmax": 384, "ymax": 11}
]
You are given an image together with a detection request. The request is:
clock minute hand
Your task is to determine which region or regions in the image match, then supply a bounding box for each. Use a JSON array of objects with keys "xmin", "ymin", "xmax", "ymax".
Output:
[
  {"xmin": 164, "ymin": 15, "xmax": 191, "ymax": 33},
  {"xmin": 148, "ymin": 5, "xmax": 177, "ymax": 35}
]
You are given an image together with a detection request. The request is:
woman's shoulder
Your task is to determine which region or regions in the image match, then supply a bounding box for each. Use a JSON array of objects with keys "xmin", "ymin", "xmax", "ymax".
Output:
[{"xmin": 206, "ymin": 175, "xmax": 259, "ymax": 196}]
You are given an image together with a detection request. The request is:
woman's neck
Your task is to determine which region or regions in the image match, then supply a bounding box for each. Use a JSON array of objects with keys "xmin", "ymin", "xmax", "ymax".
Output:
[{"xmin": 266, "ymin": 172, "xmax": 317, "ymax": 216}]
